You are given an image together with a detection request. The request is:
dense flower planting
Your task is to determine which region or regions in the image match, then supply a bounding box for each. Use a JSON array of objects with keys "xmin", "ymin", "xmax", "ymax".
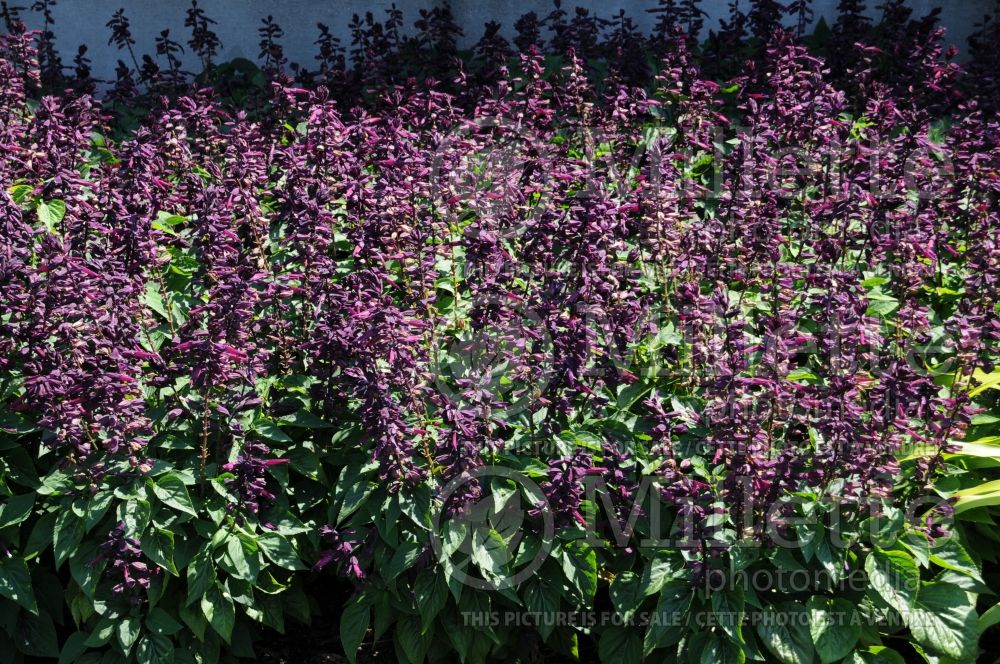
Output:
[{"xmin": 1, "ymin": 1, "xmax": 1000, "ymax": 663}]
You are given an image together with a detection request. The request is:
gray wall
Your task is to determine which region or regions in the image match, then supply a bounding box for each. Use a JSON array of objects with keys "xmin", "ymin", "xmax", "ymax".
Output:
[{"xmin": 17, "ymin": 1, "xmax": 995, "ymax": 80}]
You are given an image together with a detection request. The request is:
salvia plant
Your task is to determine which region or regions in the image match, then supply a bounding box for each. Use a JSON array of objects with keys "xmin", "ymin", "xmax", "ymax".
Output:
[{"xmin": 1, "ymin": 1, "xmax": 999, "ymax": 664}]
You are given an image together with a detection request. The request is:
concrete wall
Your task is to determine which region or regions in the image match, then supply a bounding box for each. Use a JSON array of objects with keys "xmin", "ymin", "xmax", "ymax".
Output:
[{"xmin": 15, "ymin": 0, "xmax": 995, "ymax": 80}]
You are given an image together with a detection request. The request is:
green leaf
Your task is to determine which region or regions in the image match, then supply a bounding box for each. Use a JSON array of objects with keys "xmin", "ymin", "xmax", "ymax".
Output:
[
  {"xmin": 143, "ymin": 283, "xmax": 171, "ymax": 321},
  {"xmin": 643, "ymin": 580, "xmax": 691, "ymax": 656},
  {"xmin": 253, "ymin": 420, "xmax": 292, "ymax": 443},
  {"xmin": 57, "ymin": 632, "xmax": 88, "ymax": 664},
  {"xmin": 151, "ymin": 472, "xmax": 198, "ymax": 517},
  {"xmin": 490, "ymin": 476, "xmax": 518, "ymax": 512},
  {"xmin": 401, "ymin": 483, "xmax": 432, "ymax": 530},
  {"xmin": 386, "ymin": 541, "xmax": 424, "ymax": 581},
  {"xmin": 16, "ymin": 610, "xmax": 59, "ymax": 658},
  {"xmin": 257, "ymin": 531, "xmax": 306, "ymax": 571},
  {"xmin": 711, "ymin": 588, "xmax": 745, "ymax": 644},
  {"xmin": 865, "ymin": 548, "xmax": 918, "ymax": 614},
  {"xmin": 639, "ymin": 551, "xmax": 678, "ymax": 596},
  {"xmin": 616, "ymin": 382, "xmax": 651, "ymax": 411},
  {"xmin": 178, "ymin": 603, "xmax": 207, "ymax": 641},
  {"xmin": 860, "ymin": 275, "xmax": 889, "ymax": 289},
  {"xmin": 69, "ymin": 542, "xmax": 104, "ymax": 598},
  {"xmin": 279, "ymin": 410, "xmax": 334, "ymax": 429},
  {"xmin": 414, "ymin": 571, "xmax": 448, "ymax": 634},
  {"xmin": 36, "ymin": 199, "xmax": 66, "ymax": 233},
  {"xmin": 906, "ymin": 582, "xmax": 978, "ymax": 661},
  {"xmin": 120, "ymin": 497, "xmax": 151, "ymax": 534},
  {"xmin": 152, "ymin": 211, "xmax": 188, "ymax": 230},
  {"xmin": 0, "ymin": 493, "xmax": 35, "ymax": 528},
  {"xmin": 700, "ymin": 632, "xmax": 746, "ymax": 664},
  {"xmin": 288, "ymin": 445, "xmax": 321, "ymax": 480},
  {"xmin": 201, "ymin": 583, "xmax": 236, "ymax": 643},
  {"xmin": 84, "ymin": 491, "xmax": 114, "ymax": 532},
  {"xmin": 947, "ymin": 437, "xmax": 1000, "ymax": 459},
  {"xmin": 524, "ymin": 579, "xmax": 560, "ymax": 640},
  {"xmin": 259, "ymin": 593, "xmax": 285, "ymax": 633},
  {"xmin": 142, "ymin": 527, "xmax": 179, "ymax": 576},
  {"xmin": 340, "ymin": 594, "xmax": 370, "ymax": 664},
  {"xmin": 146, "ymin": 607, "xmax": 183, "ymax": 636},
  {"xmin": 441, "ymin": 607, "xmax": 470, "ymax": 660},
  {"xmin": 471, "ymin": 529, "xmax": 511, "ymax": 580},
  {"xmin": 8, "ymin": 183, "xmax": 32, "ymax": 204},
  {"xmin": 561, "ymin": 541, "xmax": 597, "ymax": 603},
  {"xmin": 845, "ymin": 646, "xmax": 907, "ymax": 664},
  {"xmin": 218, "ymin": 532, "xmax": 259, "ymax": 582},
  {"xmin": 335, "ymin": 463, "xmax": 373, "ymax": 525},
  {"xmin": 0, "ymin": 555, "xmax": 38, "ymax": 614},
  {"xmin": 396, "ymin": 614, "xmax": 431, "ymax": 664},
  {"xmin": 186, "ymin": 546, "xmax": 216, "ymax": 606},
  {"xmin": 136, "ymin": 633, "xmax": 174, "ymax": 664},
  {"xmin": 980, "ymin": 602, "xmax": 1000, "ymax": 634},
  {"xmin": 599, "ymin": 626, "xmax": 642, "ymax": 664},
  {"xmin": 807, "ymin": 596, "xmax": 860, "ymax": 664},
  {"xmin": 928, "ymin": 538, "xmax": 983, "ymax": 584},
  {"xmin": 969, "ymin": 368, "xmax": 1000, "ymax": 397},
  {"xmin": 952, "ymin": 479, "xmax": 1000, "ymax": 513},
  {"xmin": 115, "ymin": 616, "xmax": 141, "ymax": 654},
  {"xmin": 934, "ymin": 569, "xmax": 990, "ymax": 595},
  {"xmin": 24, "ymin": 511, "xmax": 55, "ymax": 559},
  {"xmin": 865, "ymin": 287, "xmax": 898, "ymax": 317},
  {"xmin": 82, "ymin": 617, "xmax": 114, "ymax": 647},
  {"xmin": 53, "ymin": 508, "xmax": 85, "ymax": 570},
  {"xmin": 899, "ymin": 531, "xmax": 931, "ymax": 567},
  {"xmin": 756, "ymin": 601, "xmax": 815, "ymax": 664},
  {"xmin": 609, "ymin": 571, "xmax": 642, "ymax": 622}
]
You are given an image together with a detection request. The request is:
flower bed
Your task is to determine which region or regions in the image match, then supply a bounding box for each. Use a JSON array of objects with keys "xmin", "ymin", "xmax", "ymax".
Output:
[{"xmin": 1, "ymin": 2, "xmax": 999, "ymax": 663}]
